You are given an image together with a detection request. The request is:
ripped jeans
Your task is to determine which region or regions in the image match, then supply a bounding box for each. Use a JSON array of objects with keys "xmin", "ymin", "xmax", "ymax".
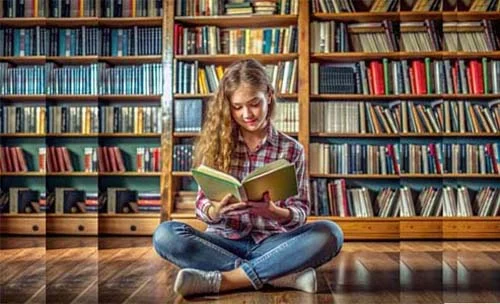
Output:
[{"xmin": 152, "ymin": 220, "xmax": 344, "ymax": 290}]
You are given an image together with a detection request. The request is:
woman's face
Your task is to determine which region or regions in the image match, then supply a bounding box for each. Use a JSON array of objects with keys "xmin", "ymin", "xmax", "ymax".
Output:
[{"xmin": 229, "ymin": 84, "xmax": 270, "ymax": 134}]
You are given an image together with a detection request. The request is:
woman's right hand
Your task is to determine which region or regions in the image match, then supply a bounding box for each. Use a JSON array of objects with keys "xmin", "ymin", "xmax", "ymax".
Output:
[{"xmin": 207, "ymin": 193, "xmax": 248, "ymax": 221}]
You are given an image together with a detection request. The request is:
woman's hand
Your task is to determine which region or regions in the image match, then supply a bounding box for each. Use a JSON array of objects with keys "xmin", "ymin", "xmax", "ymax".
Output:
[
  {"xmin": 247, "ymin": 192, "xmax": 292, "ymax": 223},
  {"xmin": 207, "ymin": 193, "xmax": 248, "ymax": 221}
]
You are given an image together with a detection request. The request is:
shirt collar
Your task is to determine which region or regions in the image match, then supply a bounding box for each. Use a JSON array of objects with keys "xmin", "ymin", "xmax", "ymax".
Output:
[{"xmin": 237, "ymin": 123, "xmax": 279, "ymax": 147}]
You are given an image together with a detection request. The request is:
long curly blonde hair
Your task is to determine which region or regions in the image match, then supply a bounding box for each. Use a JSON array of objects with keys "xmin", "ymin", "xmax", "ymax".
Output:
[{"xmin": 193, "ymin": 59, "xmax": 277, "ymax": 173}]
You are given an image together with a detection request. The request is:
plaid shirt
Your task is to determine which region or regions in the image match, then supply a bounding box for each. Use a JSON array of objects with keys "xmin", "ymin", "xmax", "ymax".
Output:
[{"xmin": 195, "ymin": 124, "xmax": 310, "ymax": 244}]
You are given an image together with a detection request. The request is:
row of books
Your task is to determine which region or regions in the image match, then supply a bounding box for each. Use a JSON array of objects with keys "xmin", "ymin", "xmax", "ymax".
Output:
[
  {"xmin": 82, "ymin": 147, "xmax": 161, "ymax": 173},
  {"xmin": 310, "ymin": 0, "xmax": 500, "ymax": 13},
  {"xmin": 173, "ymin": 144, "xmax": 193, "ymax": 172},
  {"xmin": 0, "ymin": 105, "xmax": 163, "ymax": 134},
  {"xmin": 0, "ymin": 63, "xmax": 163, "ymax": 95},
  {"xmin": 309, "ymin": 142, "xmax": 500, "ymax": 175},
  {"xmin": 1, "ymin": 0, "xmax": 163, "ymax": 18},
  {"xmin": 0, "ymin": 147, "xmax": 28, "ymax": 172},
  {"xmin": 443, "ymin": 21, "xmax": 497, "ymax": 52},
  {"xmin": 309, "ymin": 100, "xmax": 500, "ymax": 134},
  {"xmin": 173, "ymin": 98, "xmax": 299, "ymax": 133},
  {"xmin": 174, "ymin": 99, "xmax": 203, "ymax": 132},
  {"xmin": 309, "ymin": 179, "xmax": 499, "ymax": 217},
  {"xmin": 274, "ymin": 101, "xmax": 299, "ymax": 133},
  {"xmin": 1, "ymin": 188, "xmax": 161, "ymax": 214},
  {"xmin": 175, "ymin": 0, "xmax": 298, "ymax": 16},
  {"xmin": 1, "ymin": 0, "xmax": 94, "ymax": 17},
  {"xmin": 310, "ymin": 58, "xmax": 500, "ymax": 95},
  {"xmin": 173, "ymin": 25, "xmax": 297, "ymax": 55},
  {"xmin": 311, "ymin": 19, "xmax": 498, "ymax": 53},
  {"xmin": 1, "ymin": 106, "xmax": 47, "ymax": 134},
  {"xmin": 402, "ymin": 143, "xmax": 500, "ymax": 174},
  {"xmin": 46, "ymin": 106, "xmax": 99, "ymax": 134},
  {"xmin": 101, "ymin": 0, "xmax": 163, "ymax": 17},
  {"xmin": 0, "ymin": 26, "xmax": 162, "ymax": 57},
  {"xmin": 174, "ymin": 60, "xmax": 297, "ymax": 94},
  {"xmin": 100, "ymin": 106, "xmax": 162, "ymax": 133},
  {"xmin": 401, "ymin": 185, "xmax": 499, "ymax": 216}
]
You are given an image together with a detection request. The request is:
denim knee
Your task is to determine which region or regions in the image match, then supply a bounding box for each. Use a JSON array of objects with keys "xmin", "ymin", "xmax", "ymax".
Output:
[
  {"xmin": 152, "ymin": 221, "xmax": 187, "ymax": 259},
  {"xmin": 311, "ymin": 220, "xmax": 344, "ymax": 257}
]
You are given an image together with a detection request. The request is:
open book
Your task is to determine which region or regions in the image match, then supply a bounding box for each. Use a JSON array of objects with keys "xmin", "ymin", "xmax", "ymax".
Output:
[{"xmin": 191, "ymin": 159, "xmax": 298, "ymax": 203}]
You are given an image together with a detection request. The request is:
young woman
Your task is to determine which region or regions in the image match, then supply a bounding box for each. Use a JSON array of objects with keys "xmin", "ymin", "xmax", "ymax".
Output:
[{"xmin": 153, "ymin": 59, "xmax": 344, "ymax": 297}]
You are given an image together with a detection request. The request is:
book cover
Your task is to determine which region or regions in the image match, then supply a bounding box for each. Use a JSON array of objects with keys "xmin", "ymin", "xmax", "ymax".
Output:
[{"xmin": 192, "ymin": 159, "xmax": 298, "ymax": 203}]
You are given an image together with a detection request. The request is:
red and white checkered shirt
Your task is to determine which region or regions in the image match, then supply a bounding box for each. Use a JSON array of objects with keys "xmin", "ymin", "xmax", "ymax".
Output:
[{"xmin": 195, "ymin": 124, "xmax": 310, "ymax": 244}]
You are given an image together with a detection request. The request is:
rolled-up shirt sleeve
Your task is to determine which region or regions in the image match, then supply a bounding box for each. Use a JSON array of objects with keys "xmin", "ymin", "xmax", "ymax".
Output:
[
  {"xmin": 281, "ymin": 146, "xmax": 310, "ymax": 230},
  {"xmin": 195, "ymin": 187, "xmax": 222, "ymax": 224}
]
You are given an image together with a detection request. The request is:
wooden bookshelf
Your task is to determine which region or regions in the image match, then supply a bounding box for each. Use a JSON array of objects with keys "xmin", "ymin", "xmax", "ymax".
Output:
[
  {"xmin": 99, "ymin": 172, "xmax": 161, "ymax": 177},
  {"xmin": 0, "ymin": 213, "xmax": 46, "ymax": 235},
  {"xmin": 313, "ymin": 51, "xmax": 500, "ymax": 61},
  {"xmin": 0, "ymin": 172, "xmax": 45, "ymax": 177},
  {"xmin": 310, "ymin": 132, "xmax": 500, "ymax": 138},
  {"xmin": 174, "ymin": 14, "xmax": 297, "ymax": 27},
  {"xmin": 174, "ymin": 93, "xmax": 298, "ymax": 99},
  {"xmin": 99, "ymin": 56, "xmax": 163, "ymax": 64},
  {"xmin": 4, "ymin": 0, "xmax": 499, "ymax": 239},
  {"xmin": 0, "ymin": 11, "xmax": 164, "ymax": 236},
  {"xmin": 310, "ymin": 94, "xmax": 500, "ymax": 100},
  {"xmin": 46, "ymin": 172, "xmax": 98, "ymax": 177},
  {"xmin": 175, "ymin": 53, "xmax": 299, "ymax": 64},
  {"xmin": 46, "ymin": 214, "xmax": 98, "ymax": 236},
  {"xmin": 163, "ymin": 0, "xmax": 500, "ymax": 241}
]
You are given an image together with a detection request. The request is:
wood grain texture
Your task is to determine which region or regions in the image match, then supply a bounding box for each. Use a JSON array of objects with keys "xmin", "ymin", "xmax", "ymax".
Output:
[{"xmin": 1, "ymin": 238, "xmax": 498, "ymax": 303}]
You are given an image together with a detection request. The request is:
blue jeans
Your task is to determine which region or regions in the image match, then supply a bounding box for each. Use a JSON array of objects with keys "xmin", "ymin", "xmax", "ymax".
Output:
[{"xmin": 152, "ymin": 220, "xmax": 344, "ymax": 290}]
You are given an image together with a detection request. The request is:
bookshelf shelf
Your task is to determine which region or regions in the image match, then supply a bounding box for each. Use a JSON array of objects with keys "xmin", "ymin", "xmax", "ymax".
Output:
[
  {"xmin": 99, "ymin": 213, "xmax": 160, "ymax": 218},
  {"xmin": 172, "ymin": 171, "xmax": 192, "ymax": 177},
  {"xmin": 401, "ymin": 174, "xmax": 500, "ymax": 178},
  {"xmin": 99, "ymin": 172, "xmax": 161, "ymax": 177},
  {"xmin": 174, "ymin": 93, "xmax": 298, "ymax": 99},
  {"xmin": 0, "ymin": 213, "xmax": 46, "ymax": 218},
  {"xmin": 442, "ymin": 11, "xmax": 500, "ymax": 21},
  {"xmin": 99, "ymin": 17, "xmax": 163, "ymax": 27},
  {"xmin": 309, "ymin": 174, "xmax": 400, "ymax": 179},
  {"xmin": 46, "ymin": 133, "xmax": 98, "ymax": 137},
  {"xmin": 46, "ymin": 172, "xmax": 98, "ymax": 177},
  {"xmin": 47, "ymin": 56, "xmax": 98, "ymax": 64},
  {"xmin": 310, "ymin": 132, "xmax": 500, "ymax": 138},
  {"xmin": 0, "ymin": 17, "xmax": 47, "ymax": 26},
  {"xmin": 47, "ymin": 95, "xmax": 99, "ymax": 101},
  {"xmin": 1, "ymin": 95, "xmax": 46, "ymax": 102},
  {"xmin": 174, "ymin": 131, "xmax": 298, "ymax": 138},
  {"xmin": 99, "ymin": 95, "xmax": 162, "ymax": 101},
  {"xmin": 312, "ymin": 12, "xmax": 497, "ymax": 22},
  {"xmin": 46, "ymin": 17, "xmax": 99, "ymax": 26},
  {"xmin": 0, "ymin": 56, "xmax": 46, "ymax": 65},
  {"xmin": 99, "ymin": 56, "xmax": 163, "ymax": 64},
  {"xmin": 173, "ymin": 132, "xmax": 200, "ymax": 138},
  {"xmin": 174, "ymin": 15, "xmax": 298, "ymax": 27},
  {"xmin": 312, "ymin": 52, "xmax": 500, "ymax": 61},
  {"xmin": 0, "ymin": 17, "xmax": 163, "ymax": 27},
  {"xmin": 312, "ymin": 12, "xmax": 401, "ymax": 22},
  {"xmin": 175, "ymin": 53, "xmax": 299, "ymax": 64},
  {"xmin": 0, "ymin": 172, "xmax": 45, "ymax": 177},
  {"xmin": 98, "ymin": 133, "xmax": 161, "ymax": 137},
  {"xmin": 0, "ymin": 133, "xmax": 160, "ymax": 138},
  {"xmin": 46, "ymin": 213, "xmax": 97, "ymax": 218},
  {"xmin": 399, "ymin": 12, "xmax": 448, "ymax": 21},
  {"xmin": 310, "ymin": 94, "xmax": 500, "ymax": 100},
  {"xmin": 1, "ymin": 133, "xmax": 46, "ymax": 138}
]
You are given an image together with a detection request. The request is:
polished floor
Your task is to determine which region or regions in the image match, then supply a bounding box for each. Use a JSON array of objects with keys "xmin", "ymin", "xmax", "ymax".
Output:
[{"xmin": 1, "ymin": 237, "xmax": 498, "ymax": 303}]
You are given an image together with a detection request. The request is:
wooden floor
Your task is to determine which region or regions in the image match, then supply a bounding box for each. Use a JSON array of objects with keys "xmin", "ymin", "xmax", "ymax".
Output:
[{"xmin": 1, "ymin": 237, "xmax": 498, "ymax": 304}]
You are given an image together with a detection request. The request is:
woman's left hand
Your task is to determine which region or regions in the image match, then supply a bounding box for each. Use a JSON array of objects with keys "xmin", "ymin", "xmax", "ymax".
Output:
[{"xmin": 247, "ymin": 192, "xmax": 291, "ymax": 223}]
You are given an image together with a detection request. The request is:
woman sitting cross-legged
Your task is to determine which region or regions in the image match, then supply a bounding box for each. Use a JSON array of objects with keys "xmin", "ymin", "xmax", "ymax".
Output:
[{"xmin": 152, "ymin": 59, "xmax": 344, "ymax": 297}]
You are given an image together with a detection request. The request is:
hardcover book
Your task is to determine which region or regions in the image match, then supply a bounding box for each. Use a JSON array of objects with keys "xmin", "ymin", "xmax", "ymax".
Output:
[{"xmin": 192, "ymin": 159, "xmax": 298, "ymax": 203}]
